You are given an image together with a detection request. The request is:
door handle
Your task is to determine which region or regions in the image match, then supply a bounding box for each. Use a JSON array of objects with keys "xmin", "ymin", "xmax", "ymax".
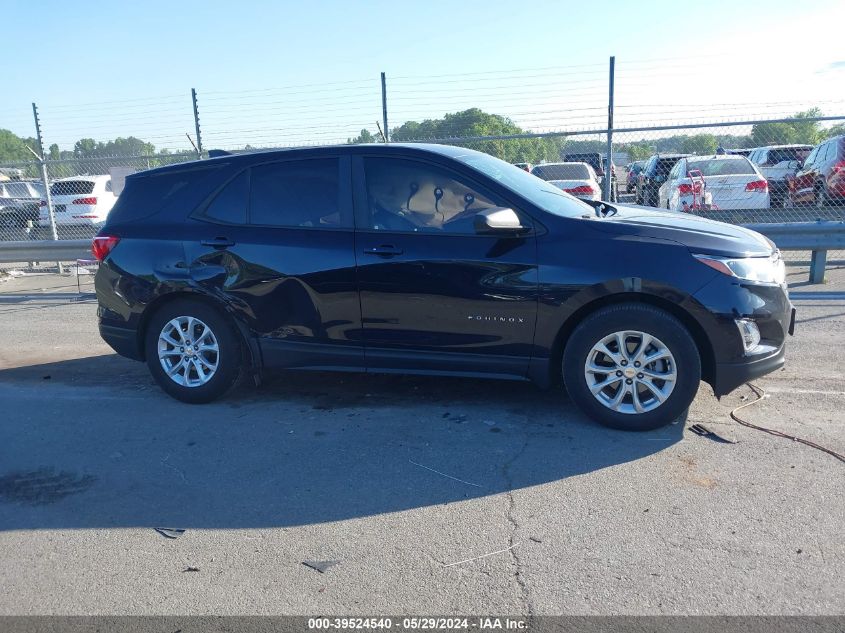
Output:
[
  {"xmin": 201, "ymin": 237, "xmax": 235, "ymax": 249},
  {"xmin": 363, "ymin": 245, "xmax": 403, "ymax": 256}
]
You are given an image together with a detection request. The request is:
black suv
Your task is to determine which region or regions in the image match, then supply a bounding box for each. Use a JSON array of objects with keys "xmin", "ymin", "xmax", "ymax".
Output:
[
  {"xmin": 94, "ymin": 144, "xmax": 794, "ymax": 431},
  {"xmin": 636, "ymin": 154, "xmax": 690, "ymax": 207}
]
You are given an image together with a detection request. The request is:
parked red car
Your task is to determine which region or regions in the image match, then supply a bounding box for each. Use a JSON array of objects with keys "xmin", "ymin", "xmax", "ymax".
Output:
[{"xmin": 788, "ymin": 135, "xmax": 845, "ymax": 208}]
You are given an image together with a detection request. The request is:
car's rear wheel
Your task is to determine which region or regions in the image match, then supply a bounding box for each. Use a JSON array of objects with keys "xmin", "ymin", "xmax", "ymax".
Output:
[
  {"xmin": 562, "ymin": 304, "xmax": 701, "ymax": 431},
  {"xmin": 144, "ymin": 298, "xmax": 242, "ymax": 404}
]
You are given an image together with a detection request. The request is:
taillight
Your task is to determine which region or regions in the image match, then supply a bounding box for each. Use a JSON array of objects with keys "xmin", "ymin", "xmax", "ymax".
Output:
[
  {"xmin": 745, "ymin": 180, "xmax": 768, "ymax": 192},
  {"xmin": 91, "ymin": 235, "xmax": 120, "ymax": 262},
  {"xmin": 832, "ymin": 160, "xmax": 845, "ymax": 173},
  {"xmin": 564, "ymin": 185, "xmax": 595, "ymax": 195},
  {"xmin": 73, "ymin": 197, "xmax": 98, "ymax": 205},
  {"xmin": 677, "ymin": 182, "xmax": 702, "ymax": 195}
]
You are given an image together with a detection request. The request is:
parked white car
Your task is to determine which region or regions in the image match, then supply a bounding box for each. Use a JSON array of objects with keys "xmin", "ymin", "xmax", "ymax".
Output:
[
  {"xmin": 658, "ymin": 155, "xmax": 769, "ymax": 211},
  {"xmin": 538, "ymin": 162, "xmax": 601, "ymax": 201},
  {"xmin": 39, "ymin": 175, "xmax": 117, "ymax": 226}
]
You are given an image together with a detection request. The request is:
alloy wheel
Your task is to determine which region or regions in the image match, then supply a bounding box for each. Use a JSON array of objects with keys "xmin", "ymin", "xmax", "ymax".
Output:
[
  {"xmin": 584, "ymin": 330, "xmax": 677, "ymax": 414},
  {"xmin": 157, "ymin": 316, "xmax": 220, "ymax": 387}
]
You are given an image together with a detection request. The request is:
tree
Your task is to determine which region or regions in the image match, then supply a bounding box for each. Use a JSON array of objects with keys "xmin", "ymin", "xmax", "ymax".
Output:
[
  {"xmin": 825, "ymin": 123, "xmax": 845, "ymax": 139},
  {"xmin": 353, "ymin": 108, "xmax": 566, "ymax": 163},
  {"xmin": 73, "ymin": 136, "xmax": 155, "ymax": 158},
  {"xmin": 624, "ymin": 143, "xmax": 654, "ymax": 161},
  {"xmin": 679, "ymin": 134, "xmax": 718, "ymax": 155},
  {"xmin": 348, "ymin": 128, "xmax": 376, "ymax": 144},
  {"xmin": 0, "ymin": 129, "xmax": 41, "ymax": 162},
  {"xmin": 751, "ymin": 109, "xmax": 823, "ymax": 147},
  {"xmin": 790, "ymin": 109, "xmax": 823, "ymax": 144}
]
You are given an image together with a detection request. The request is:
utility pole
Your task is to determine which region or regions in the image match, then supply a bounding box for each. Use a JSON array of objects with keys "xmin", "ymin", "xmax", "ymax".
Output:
[
  {"xmin": 191, "ymin": 88, "xmax": 204, "ymax": 158},
  {"xmin": 381, "ymin": 72, "xmax": 389, "ymax": 143},
  {"xmin": 604, "ymin": 56, "xmax": 615, "ymax": 202}
]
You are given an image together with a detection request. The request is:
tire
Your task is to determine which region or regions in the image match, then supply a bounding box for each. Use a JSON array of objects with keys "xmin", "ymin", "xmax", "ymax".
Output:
[
  {"xmin": 144, "ymin": 298, "xmax": 243, "ymax": 404},
  {"xmin": 562, "ymin": 304, "xmax": 701, "ymax": 431}
]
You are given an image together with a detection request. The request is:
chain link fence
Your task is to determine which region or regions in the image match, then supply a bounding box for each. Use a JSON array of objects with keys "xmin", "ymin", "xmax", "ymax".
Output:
[{"xmin": 1, "ymin": 56, "xmax": 844, "ymax": 278}]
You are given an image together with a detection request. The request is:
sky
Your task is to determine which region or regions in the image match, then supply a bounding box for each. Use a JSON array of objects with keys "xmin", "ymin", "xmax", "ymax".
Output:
[{"xmin": 2, "ymin": 0, "xmax": 844, "ymax": 152}]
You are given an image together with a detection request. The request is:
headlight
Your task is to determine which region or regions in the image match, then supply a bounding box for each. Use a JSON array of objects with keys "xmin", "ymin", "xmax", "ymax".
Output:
[{"xmin": 695, "ymin": 251, "xmax": 786, "ymax": 285}]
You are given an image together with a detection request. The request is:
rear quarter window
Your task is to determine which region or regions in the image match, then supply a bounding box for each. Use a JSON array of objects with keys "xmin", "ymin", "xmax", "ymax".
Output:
[{"xmin": 107, "ymin": 165, "xmax": 224, "ymax": 225}]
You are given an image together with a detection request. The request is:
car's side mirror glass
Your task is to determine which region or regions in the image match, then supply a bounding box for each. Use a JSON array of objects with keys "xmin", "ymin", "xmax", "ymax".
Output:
[{"xmin": 474, "ymin": 207, "xmax": 526, "ymax": 235}]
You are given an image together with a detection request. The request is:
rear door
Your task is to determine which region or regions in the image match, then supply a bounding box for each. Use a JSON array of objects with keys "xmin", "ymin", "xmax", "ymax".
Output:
[
  {"xmin": 184, "ymin": 154, "xmax": 363, "ymax": 369},
  {"xmin": 353, "ymin": 153, "xmax": 539, "ymax": 378}
]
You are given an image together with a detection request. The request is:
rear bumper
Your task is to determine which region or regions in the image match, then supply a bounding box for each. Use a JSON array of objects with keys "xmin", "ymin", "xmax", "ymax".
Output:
[{"xmin": 99, "ymin": 322, "xmax": 143, "ymax": 361}]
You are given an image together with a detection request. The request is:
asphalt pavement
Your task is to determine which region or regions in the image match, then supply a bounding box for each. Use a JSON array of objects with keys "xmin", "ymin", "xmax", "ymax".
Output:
[{"xmin": 0, "ymin": 273, "xmax": 842, "ymax": 615}]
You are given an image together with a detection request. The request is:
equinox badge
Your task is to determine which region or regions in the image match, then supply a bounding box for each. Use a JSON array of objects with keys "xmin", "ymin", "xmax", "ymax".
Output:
[{"xmin": 467, "ymin": 315, "xmax": 526, "ymax": 323}]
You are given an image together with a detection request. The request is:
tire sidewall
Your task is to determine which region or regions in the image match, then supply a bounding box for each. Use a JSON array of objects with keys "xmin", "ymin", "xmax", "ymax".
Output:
[
  {"xmin": 144, "ymin": 298, "xmax": 242, "ymax": 404},
  {"xmin": 563, "ymin": 304, "xmax": 701, "ymax": 431}
]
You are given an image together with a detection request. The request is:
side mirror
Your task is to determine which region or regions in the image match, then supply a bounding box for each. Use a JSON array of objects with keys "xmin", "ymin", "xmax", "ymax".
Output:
[{"xmin": 474, "ymin": 207, "xmax": 526, "ymax": 235}]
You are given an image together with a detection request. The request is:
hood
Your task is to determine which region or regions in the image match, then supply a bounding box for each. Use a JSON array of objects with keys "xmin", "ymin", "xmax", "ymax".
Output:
[{"xmin": 583, "ymin": 203, "xmax": 773, "ymax": 257}]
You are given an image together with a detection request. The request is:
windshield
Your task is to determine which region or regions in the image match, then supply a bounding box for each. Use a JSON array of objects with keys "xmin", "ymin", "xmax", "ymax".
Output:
[
  {"xmin": 454, "ymin": 151, "xmax": 593, "ymax": 219},
  {"xmin": 532, "ymin": 163, "xmax": 590, "ymax": 180},
  {"xmin": 687, "ymin": 158, "xmax": 756, "ymax": 176}
]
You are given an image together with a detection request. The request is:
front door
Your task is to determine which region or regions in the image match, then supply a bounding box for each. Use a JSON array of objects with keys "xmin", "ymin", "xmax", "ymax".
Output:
[{"xmin": 353, "ymin": 154, "xmax": 538, "ymax": 379}]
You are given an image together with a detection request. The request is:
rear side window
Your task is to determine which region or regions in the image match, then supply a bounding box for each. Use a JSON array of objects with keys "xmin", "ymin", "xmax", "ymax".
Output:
[
  {"xmin": 204, "ymin": 170, "xmax": 249, "ymax": 224},
  {"xmin": 51, "ymin": 180, "xmax": 94, "ymax": 196},
  {"xmin": 249, "ymin": 159, "xmax": 340, "ymax": 228}
]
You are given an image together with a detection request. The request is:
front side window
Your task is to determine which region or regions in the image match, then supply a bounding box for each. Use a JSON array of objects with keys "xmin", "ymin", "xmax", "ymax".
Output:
[
  {"xmin": 250, "ymin": 159, "xmax": 341, "ymax": 228},
  {"xmin": 452, "ymin": 150, "xmax": 590, "ymax": 219},
  {"xmin": 364, "ymin": 157, "xmax": 505, "ymax": 234}
]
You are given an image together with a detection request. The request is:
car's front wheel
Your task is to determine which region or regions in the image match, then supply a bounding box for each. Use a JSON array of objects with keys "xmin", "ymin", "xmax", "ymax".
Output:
[
  {"xmin": 562, "ymin": 304, "xmax": 701, "ymax": 431},
  {"xmin": 144, "ymin": 298, "xmax": 243, "ymax": 404}
]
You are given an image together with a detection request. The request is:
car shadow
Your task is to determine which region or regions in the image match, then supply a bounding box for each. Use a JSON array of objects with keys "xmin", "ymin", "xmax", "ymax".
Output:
[{"xmin": 0, "ymin": 354, "xmax": 684, "ymax": 531}]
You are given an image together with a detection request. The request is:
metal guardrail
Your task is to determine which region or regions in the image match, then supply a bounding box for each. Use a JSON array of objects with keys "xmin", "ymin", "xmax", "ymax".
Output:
[
  {"xmin": 0, "ymin": 239, "xmax": 92, "ymax": 264},
  {"xmin": 743, "ymin": 221, "xmax": 845, "ymax": 284},
  {"xmin": 0, "ymin": 221, "xmax": 843, "ymax": 284}
]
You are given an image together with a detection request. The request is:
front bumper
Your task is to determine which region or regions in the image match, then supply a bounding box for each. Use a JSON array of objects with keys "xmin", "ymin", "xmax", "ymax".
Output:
[
  {"xmin": 712, "ymin": 338, "xmax": 786, "ymax": 396},
  {"xmin": 693, "ymin": 273, "xmax": 795, "ymax": 396}
]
